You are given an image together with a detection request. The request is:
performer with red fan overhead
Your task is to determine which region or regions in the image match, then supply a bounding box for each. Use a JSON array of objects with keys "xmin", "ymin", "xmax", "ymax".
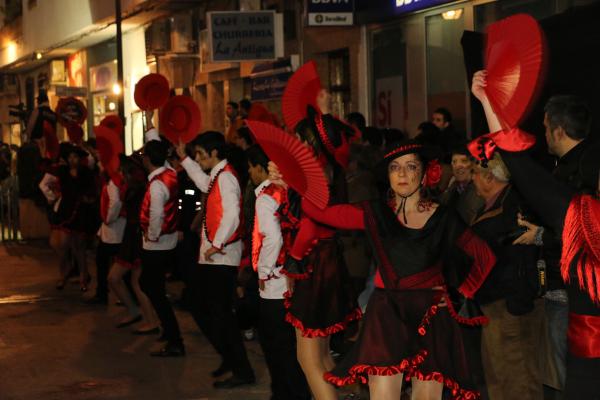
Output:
[
  {"xmin": 246, "ymin": 144, "xmax": 311, "ymax": 400},
  {"xmin": 270, "ymin": 139, "xmax": 497, "ymax": 400},
  {"xmin": 274, "ymin": 89, "xmax": 361, "ymax": 400},
  {"xmin": 175, "ymin": 132, "xmax": 256, "ymax": 388},
  {"xmin": 471, "ymin": 70, "xmax": 600, "ymax": 400}
]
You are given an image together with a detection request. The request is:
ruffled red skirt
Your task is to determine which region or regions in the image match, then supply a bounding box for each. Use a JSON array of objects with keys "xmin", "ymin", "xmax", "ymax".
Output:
[
  {"xmin": 324, "ymin": 288, "xmax": 479, "ymax": 400},
  {"xmin": 284, "ymin": 238, "xmax": 362, "ymax": 338}
]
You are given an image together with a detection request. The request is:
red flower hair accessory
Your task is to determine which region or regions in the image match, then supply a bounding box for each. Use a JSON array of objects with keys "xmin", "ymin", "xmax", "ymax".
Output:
[{"xmin": 424, "ymin": 160, "xmax": 442, "ymax": 188}]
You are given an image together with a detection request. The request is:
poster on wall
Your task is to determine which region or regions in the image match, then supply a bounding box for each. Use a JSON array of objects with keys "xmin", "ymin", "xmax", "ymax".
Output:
[
  {"xmin": 375, "ymin": 76, "xmax": 404, "ymax": 130},
  {"xmin": 67, "ymin": 51, "xmax": 87, "ymax": 87},
  {"xmin": 207, "ymin": 11, "xmax": 283, "ymax": 62},
  {"xmin": 89, "ymin": 61, "xmax": 117, "ymax": 92}
]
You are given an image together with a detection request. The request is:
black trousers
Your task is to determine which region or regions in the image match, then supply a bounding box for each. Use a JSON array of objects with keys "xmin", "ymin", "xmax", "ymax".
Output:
[
  {"xmin": 140, "ymin": 249, "xmax": 182, "ymax": 345},
  {"xmin": 258, "ymin": 298, "xmax": 311, "ymax": 400},
  {"xmin": 95, "ymin": 241, "xmax": 120, "ymax": 300},
  {"xmin": 189, "ymin": 264, "xmax": 254, "ymax": 379}
]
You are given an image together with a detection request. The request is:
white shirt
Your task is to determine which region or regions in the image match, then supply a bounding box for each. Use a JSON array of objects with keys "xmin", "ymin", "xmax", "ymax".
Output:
[
  {"xmin": 181, "ymin": 157, "xmax": 242, "ymax": 266},
  {"xmin": 254, "ymin": 180, "xmax": 287, "ymax": 299},
  {"xmin": 97, "ymin": 179, "xmax": 126, "ymax": 244},
  {"xmin": 142, "ymin": 166, "xmax": 178, "ymax": 251},
  {"xmin": 145, "ymin": 127, "xmax": 160, "ymax": 143}
]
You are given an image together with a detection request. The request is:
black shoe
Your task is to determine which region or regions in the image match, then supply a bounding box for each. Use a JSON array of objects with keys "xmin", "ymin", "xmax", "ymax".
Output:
[
  {"xmin": 132, "ymin": 327, "xmax": 160, "ymax": 335},
  {"xmin": 150, "ymin": 343, "xmax": 185, "ymax": 357},
  {"xmin": 211, "ymin": 362, "xmax": 232, "ymax": 378},
  {"xmin": 116, "ymin": 315, "xmax": 142, "ymax": 328},
  {"xmin": 213, "ymin": 375, "xmax": 256, "ymax": 389},
  {"xmin": 84, "ymin": 295, "xmax": 107, "ymax": 305}
]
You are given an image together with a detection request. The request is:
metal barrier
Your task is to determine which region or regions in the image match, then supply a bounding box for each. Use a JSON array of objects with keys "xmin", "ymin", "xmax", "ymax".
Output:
[{"xmin": 0, "ymin": 176, "xmax": 19, "ymax": 241}]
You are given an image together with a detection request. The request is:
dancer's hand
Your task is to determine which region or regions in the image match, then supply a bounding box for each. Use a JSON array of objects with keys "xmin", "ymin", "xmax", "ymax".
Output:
[
  {"xmin": 175, "ymin": 140, "xmax": 187, "ymax": 160},
  {"xmin": 268, "ymin": 161, "xmax": 287, "ymax": 188},
  {"xmin": 513, "ymin": 213, "xmax": 540, "ymax": 245},
  {"xmin": 204, "ymin": 246, "xmax": 225, "ymax": 261},
  {"xmin": 471, "ymin": 70, "xmax": 488, "ymax": 103},
  {"xmin": 286, "ymin": 276, "xmax": 295, "ymax": 294}
]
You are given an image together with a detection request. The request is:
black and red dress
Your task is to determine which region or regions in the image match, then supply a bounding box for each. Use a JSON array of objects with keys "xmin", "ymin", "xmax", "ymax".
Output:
[
  {"xmin": 281, "ymin": 111, "xmax": 362, "ymax": 337},
  {"xmin": 302, "ymin": 199, "xmax": 496, "ymax": 399}
]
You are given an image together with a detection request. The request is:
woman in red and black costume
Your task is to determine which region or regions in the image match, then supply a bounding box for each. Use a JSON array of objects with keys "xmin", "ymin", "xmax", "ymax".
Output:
[
  {"xmin": 471, "ymin": 71, "xmax": 600, "ymax": 399},
  {"xmin": 39, "ymin": 142, "xmax": 97, "ymax": 291},
  {"xmin": 273, "ymin": 139, "xmax": 497, "ymax": 399},
  {"xmin": 280, "ymin": 90, "xmax": 363, "ymax": 400},
  {"xmin": 107, "ymin": 154, "xmax": 160, "ymax": 333}
]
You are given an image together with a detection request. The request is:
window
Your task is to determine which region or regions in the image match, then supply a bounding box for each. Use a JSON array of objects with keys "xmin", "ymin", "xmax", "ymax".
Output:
[
  {"xmin": 426, "ymin": 8, "xmax": 466, "ymax": 132},
  {"xmin": 370, "ymin": 25, "xmax": 408, "ymax": 130},
  {"xmin": 328, "ymin": 48, "xmax": 350, "ymax": 118}
]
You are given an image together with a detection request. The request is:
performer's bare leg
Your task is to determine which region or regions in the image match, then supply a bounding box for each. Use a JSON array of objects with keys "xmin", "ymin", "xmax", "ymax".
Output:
[
  {"xmin": 368, "ymin": 374, "xmax": 403, "ymax": 400},
  {"xmin": 411, "ymin": 378, "xmax": 443, "ymax": 400},
  {"xmin": 296, "ymin": 330, "xmax": 337, "ymax": 400}
]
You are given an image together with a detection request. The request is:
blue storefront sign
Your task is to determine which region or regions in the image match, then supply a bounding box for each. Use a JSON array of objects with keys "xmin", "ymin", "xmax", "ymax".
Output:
[
  {"xmin": 251, "ymin": 72, "xmax": 292, "ymax": 101},
  {"xmin": 355, "ymin": 0, "xmax": 455, "ymax": 24},
  {"xmin": 306, "ymin": 0, "xmax": 355, "ymax": 26},
  {"xmin": 393, "ymin": 0, "xmax": 454, "ymax": 15}
]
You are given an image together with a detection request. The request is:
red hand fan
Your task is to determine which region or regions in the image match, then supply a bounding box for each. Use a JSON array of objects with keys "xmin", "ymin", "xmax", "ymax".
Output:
[
  {"xmin": 485, "ymin": 13, "xmax": 545, "ymax": 128},
  {"xmin": 281, "ymin": 61, "xmax": 322, "ymax": 131},
  {"xmin": 246, "ymin": 120, "xmax": 329, "ymax": 210},
  {"xmin": 100, "ymin": 115, "xmax": 124, "ymax": 135},
  {"xmin": 159, "ymin": 95, "xmax": 202, "ymax": 145},
  {"xmin": 134, "ymin": 73, "xmax": 170, "ymax": 111},
  {"xmin": 95, "ymin": 125, "xmax": 124, "ymax": 176},
  {"xmin": 247, "ymin": 102, "xmax": 279, "ymax": 127}
]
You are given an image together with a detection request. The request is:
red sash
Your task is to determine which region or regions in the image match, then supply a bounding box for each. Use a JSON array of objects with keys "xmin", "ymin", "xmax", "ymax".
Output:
[
  {"xmin": 204, "ymin": 163, "xmax": 243, "ymax": 247},
  {"xmin": 568, "ymin": 313, "xmax": 600, "ymax": 358},
  {"xmin": 139, "ymin": 169, "xmax": 179, "ymax": 236},
  {"xmin": 252, "ymin": 184, "xmax": 288, "ymax": 271}
]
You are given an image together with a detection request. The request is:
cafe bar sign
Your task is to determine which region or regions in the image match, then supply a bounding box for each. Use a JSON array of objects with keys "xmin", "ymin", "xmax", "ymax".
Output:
[{"xmin": 208, "ymin": 11, "xmax": 284, "ymax": 62}]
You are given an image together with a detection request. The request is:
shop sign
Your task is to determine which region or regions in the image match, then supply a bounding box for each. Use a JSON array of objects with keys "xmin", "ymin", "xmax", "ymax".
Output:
[
  {"xmin": 307, "ymin": 0, "xmax": 354, "ymax": 26},
  {"xmin": 208, "ymin": 11, "xmax": 281, "ymax": 62},
  {"xmin": 251, "ymin": 71, "xmax": 291, "ymax": 100},
  {"xmin": 375, "ymin": 76, "xmax": 404, "ymax": 130},
  {"xmin": 394, "ymin": 0, "xmax": 454, "ymax": 15},
  {"xmin": 55, "ymin": 86, "xmax": 87, "ymax": 98}
]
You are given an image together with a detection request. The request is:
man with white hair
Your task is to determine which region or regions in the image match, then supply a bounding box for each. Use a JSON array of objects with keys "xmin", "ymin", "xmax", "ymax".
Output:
[{"xmin": 470, "ymin": 153, "xmax": 545, "ymax": 400}]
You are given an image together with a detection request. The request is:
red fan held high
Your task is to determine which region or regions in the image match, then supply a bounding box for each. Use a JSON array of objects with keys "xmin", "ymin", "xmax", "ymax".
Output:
[
  {"xmin": 159, "ymin": 95, "xmax": 202, "ymax": 145},
  {"xmin": 134, "ymin": 73, "xmax": 170, "ymax": 111},
  {"xmin": 246, "ymin": 120, "xmax": 330, "ymax": 210},
  {"xmin": 95, "ymin": 125, "xmax": 124, "ymax": 177},
  {"xmin": 485, "ymin": 13, "xmax": 546, "ymax": 128},
  {"xmin": 281, "ymin": 60, "xmax": 322, "ymax": 131}
]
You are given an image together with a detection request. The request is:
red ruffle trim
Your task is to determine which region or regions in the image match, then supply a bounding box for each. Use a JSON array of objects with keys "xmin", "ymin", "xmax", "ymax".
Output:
[
  {"xmin": 324, "ymin": 349, "xmax": 428, "ymax": 386},
  {"xmin": 324, "ymin": 350, "xmax": 480, "ymax": 400},
  {"xmin": 283, "ymin": 290, "xmax": 362, "ymax": 338},
  {"xmin": 411, "ymin": 370, "xmax": 480, "ymax": 400},
  {"xmin": 114, "ymin": 257, "xmax": 141, "ymax": 269},
  {"xmin": 445, "ymin": 288, "xmax": 489, "ymax": 326}
]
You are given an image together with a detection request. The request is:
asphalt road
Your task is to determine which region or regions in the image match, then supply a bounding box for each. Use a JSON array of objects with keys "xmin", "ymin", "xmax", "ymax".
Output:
[{"xmin": 0, "ymin": 241, "xmax": 274, "ymax": 400}]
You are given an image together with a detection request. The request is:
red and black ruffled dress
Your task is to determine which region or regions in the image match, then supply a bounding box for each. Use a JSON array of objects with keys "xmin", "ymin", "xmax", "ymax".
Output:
[
  {"xmin": 302, "ymin": 199, "xmax": 497, "ymax": 399},
  {"xmin": 114, "ymin": 182, "xmax": 145, "ymax": 269}
]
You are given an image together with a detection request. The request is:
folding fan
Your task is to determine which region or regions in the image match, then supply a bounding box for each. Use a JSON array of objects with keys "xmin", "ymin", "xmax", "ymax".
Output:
[
  {"xmin": 485, "ymin": 13, "xmax": 545, "ymax": 128},
  {"xmin": 95, "ymin": 125, "xmax": 124, "ymax": 176},
  {"xmin": 246, "ymin": 120, "xmax": 330, "ymax": 209},
  {"xmin": 281, "ymin": 61, "xmax": 322, "ymax": 131},
  {"xmin": 100, "ymin": 115, "xmax": 124, "ymax": 135},
  {"xmin": 134, "ymin": 73, "xmax": 170, "ymax": 111},
  {"xmin": 159, "ymin": 95, "xmax": 202, "ymax": 144}
]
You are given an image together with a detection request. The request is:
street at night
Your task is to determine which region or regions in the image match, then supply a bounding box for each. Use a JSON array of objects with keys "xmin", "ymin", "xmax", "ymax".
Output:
[{"xmin": 0, "ymin": 242, "xmax": 272, "ymax": 400}]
